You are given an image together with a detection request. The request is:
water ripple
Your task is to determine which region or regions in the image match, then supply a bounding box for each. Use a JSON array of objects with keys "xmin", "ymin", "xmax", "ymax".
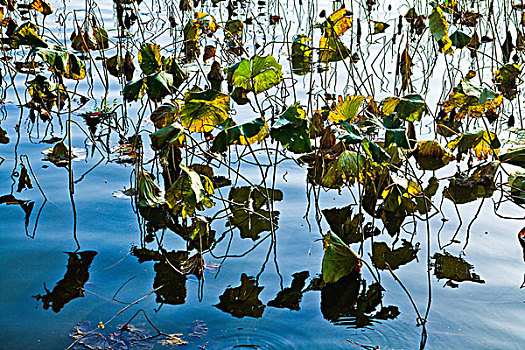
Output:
[{"xmin": 205, "ymin": 327, "xmax": 297, "ymax": 350}]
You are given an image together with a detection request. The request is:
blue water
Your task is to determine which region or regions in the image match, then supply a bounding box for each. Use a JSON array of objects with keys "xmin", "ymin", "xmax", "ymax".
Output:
[
  {"xmin": 1, "ymin": 0, "xmax": 525, "ymax": 349},
  {"xmin": 1, "ymin": 99, "xmax": 524, "ymax": 349}
]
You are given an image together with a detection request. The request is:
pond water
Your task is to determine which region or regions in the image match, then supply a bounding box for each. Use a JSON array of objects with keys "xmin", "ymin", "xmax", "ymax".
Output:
[{"xmin": 0, "ymin": 0, "xmax": 524, "ymax": 349}]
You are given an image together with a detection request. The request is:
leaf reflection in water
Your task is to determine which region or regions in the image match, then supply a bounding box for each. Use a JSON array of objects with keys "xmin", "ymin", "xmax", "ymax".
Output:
[
  {"xmin": 33, "ymin": 251, "xmax": 98, "ymax": 313},
  {"xmin": 214, "ymin": 273, "xmax": 265, "ymax": 318},
  {"xmin": 316, "ymin": 273, "xmax": 400, "ymax": 327},
  {"xmin": 431, "ymin": 252, "xmax": 485, "ymax": 288},
  {"xmin": 267, "ymin": 271, "xmax": 309, "ymax": 311}
]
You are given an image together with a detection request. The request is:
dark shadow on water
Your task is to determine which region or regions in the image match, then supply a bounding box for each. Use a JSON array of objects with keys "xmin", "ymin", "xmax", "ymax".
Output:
[
  {"xmin": 214, "ymin": 273, "xmax": 265, "ymax": 318},
  {"xmin": 431, "ymin": 252, "xmax": 485, "ymax": 288},
  {"xmin": 319, "ymin": 273, "xmax": 400, "ymax": 328},
  {"xmin": 0, "ymin": 194, "xmax": 35, "ymax": 230},
  {"xmin": 267, "ymin": 271, "xmax": 309, "ymax": 311},
  {"xmin": 131, "ymin": 247, "xmax": 189, "ymax": 306},
  {"xmin": 33, "ymin": 251, "xmax": 98, "ymax": 313},
  {"xmin": 153, "ymin": 255, "xmax": 188, "ymax": 306}
]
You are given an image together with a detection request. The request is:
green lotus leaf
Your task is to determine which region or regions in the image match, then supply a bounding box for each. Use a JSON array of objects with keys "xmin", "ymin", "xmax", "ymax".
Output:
[
  {"xmin": 180, "ymin": 89, "xmax": 230, "ymax": 133},
  {"xmin": 231, "ymin": 55, "xmax": 283, "ymax": 94},
  {"xmin": 10, "ymin": 22, "xmax": 48, "ymax": 49},
  {"xmin": 211, "ymin": 117, "xmax": 268, "ymax": 153},
  {"xmin": 322, "ymin": 231, "xmax": 361, "ymax": 284},
  {"xmin": 137, "ymin": 171, "xmax": 164, "ymax": 208},
  {"xmin": 165, "ymin": 166, "xmax": 215, "ymax": 218},
  {"xmin": 270, "ymin": 104, "xmax": 311, "ymax": 153},
  {"xmin": 138, "ymin": 43, "xmax": 163, "ymax": 75},
  {"xmin": 35, "ymin": 47, "xmax": 86, "ymax": 80}
]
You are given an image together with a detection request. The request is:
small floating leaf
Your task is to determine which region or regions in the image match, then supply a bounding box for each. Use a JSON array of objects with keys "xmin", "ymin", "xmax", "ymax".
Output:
[
  {"xmin": 211, "ymin": 117, "xmax": 268, "ymax": 153},
  {"xmin": 413, "ymin": 140, "xmax": 454, "ymax": 170},
  {"xmin": 447, "ymin": 130, "xmax": 500, "ymax": 160},
  {"xmin": 137, "ymin": 171, "xmax": 164, "ymax": 208},
  {"xmin": 373, "ymin": 21, "xmax": 390, "ymax": 35},
  {"xmin": 138, "ymin": 43, "xmax": 162, "ymax": 75},
  {"xmin": 429, "ymin": 6, "xmax": 448, "ymax": 42},
  {"xmin": 322, "ymin": 231, "xmax": 361, "ymax": 284},
  {"xmin": 10, "ymin": 22, "xmax": 47, "ymax": 48},
  {"xmin": 165, "ymin": 166, "xmax": 214, "ymax": 218},
  {"xmin": 36, "ymin": 46, "xmax": 86, "ymax": 80},
  {"xmin": 450, "ymin": 30, "xmax": 471, "ymax": 48},
  {"xmin": 494, "ymin": 63, "xmax": 521, "ymax": 100},
  {"xmin": 30, "ymin": 0, "xmax": 53, "ymax": 15},
  {"xmin": 270, "ymin": 103, "xmax": 311, "ymax": 153},
  {"xmin": 509, "ymin": 172, "xmax": 525, "ymax": 204}
]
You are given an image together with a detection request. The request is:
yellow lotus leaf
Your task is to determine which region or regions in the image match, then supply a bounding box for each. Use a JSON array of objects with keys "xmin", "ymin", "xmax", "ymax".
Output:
[
  {"xmin": 328, "ymin": 95, "xmax": 366, "ymax": 123},
  {"xmin": 324, "ymin": 8, "xmax": 352, "ymax": 38}
]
